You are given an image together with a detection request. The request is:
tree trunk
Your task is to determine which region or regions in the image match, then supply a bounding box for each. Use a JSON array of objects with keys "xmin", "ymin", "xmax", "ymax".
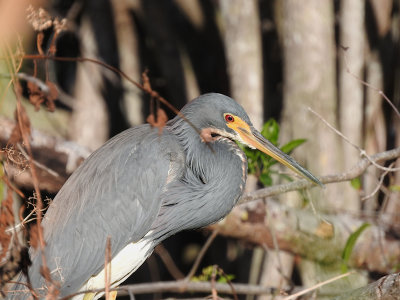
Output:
[
  {"xmin": 338, "ymin": 0, "xmax": 364, "ymax": 210},
  {"xmin": 219, "ymin": 0, "xmax": 263, "ymax": 129},
  {"xmin": 68, "ymin": 17, "xmax": 109, "ymax": 151},
  {"xmin": 111, "ymin": 0, "xmax": 143, "ymax": 126},
  {"xmin": 280, "ymin": 0, "xmax": 355, "ymax": 212},
  {"xmin": 280, "ymin": 0, "xmax": 361, "ymax": 295}
]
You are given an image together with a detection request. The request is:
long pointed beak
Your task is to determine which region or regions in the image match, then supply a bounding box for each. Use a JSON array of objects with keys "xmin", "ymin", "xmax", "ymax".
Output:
[{"xmin": 238, "ymin": 127, "xmax": 324, "ymax": 187}]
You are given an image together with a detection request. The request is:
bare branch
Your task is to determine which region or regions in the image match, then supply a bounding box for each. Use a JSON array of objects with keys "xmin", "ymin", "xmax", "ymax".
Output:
[
  {"xmin": 185, "ymin": 228, "xmax": 219, "ymax": 281},
  {"xmin": 54, "ymin": 280, "xmax": 279, "ymax": 299},
  {"xmin": 239, "ymin": 147, "xmax": 400, "ymax": 204},
  {"xmin": 283, "ymin": 271, "xmax": 355, "ymax": 300},
  {"xmin": 104, "ymin": 237, "xmax": 111, "ymax": 300},
  {"xmin": 154, "ymin": 244, "xmax": 185, "ymax": 280},
  {"xmin": 361, "ymin": 162, "xmax": 393, "ymax": 201},
  {"xmin": 340, "ymin": 46, "xmax": 400, "ymax": 120},
  {"xmin": 308, "ymin": 107, "xmax": 400, "ymax": 172}
]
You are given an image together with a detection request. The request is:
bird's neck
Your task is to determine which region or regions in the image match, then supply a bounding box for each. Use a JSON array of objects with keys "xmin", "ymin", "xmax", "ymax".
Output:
[
  {"xmin": 168, "ymin": 117, "xmax": 247, "ymax": 180},
  {"xmin": 161, "ymin": 117, "xmax": 248, "ymax": 230}
]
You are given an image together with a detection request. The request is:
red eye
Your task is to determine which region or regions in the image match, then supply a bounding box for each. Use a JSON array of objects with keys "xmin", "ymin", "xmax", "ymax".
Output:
[{"xmin": 225, "ymin": 114, "xmax": 234, "ymax": 123}]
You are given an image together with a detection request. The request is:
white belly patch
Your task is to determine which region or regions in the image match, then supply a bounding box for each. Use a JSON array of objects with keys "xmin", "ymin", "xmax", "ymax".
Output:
[{"xmin": 75, "ymin": 238, "xmax": 154, "ymax": 300}]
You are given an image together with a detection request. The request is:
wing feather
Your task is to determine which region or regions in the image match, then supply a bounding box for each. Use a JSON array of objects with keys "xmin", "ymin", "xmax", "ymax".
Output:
[{"xmin": 27, "ymin": 125, "xmax": 184, "ymax": 297}]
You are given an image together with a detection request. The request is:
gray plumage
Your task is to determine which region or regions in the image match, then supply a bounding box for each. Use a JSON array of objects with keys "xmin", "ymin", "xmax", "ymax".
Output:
[
  {"xmin": 11, "ymin": 93, "xmax": 250, "ymax": 298},
  {"xmin": 9, "ymin": 93, "xmax": 322, "ymax": 299}
]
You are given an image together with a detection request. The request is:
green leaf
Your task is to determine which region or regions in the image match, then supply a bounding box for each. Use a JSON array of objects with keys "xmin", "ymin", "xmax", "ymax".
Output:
[
  {"xmin": 217, "ymin": 274, "xmax": 235, "ymax": 283},
  {"xmin": 259, "ymin": 152, "xmax": 270, "ymax": 165},
  {"xmin": 281, "ymin": 139, "xmax": 306, "ymax": 154},
  {"xmin": 341, "ymin": 223, "xmax": 370, "ymax": 273},
  {"xmin": 350, "ymin": 177, "xmax": 362, "ymax": 190},
  {"xmin": 261, "ymin": 119, "xmax": 279, "ymax": 145},
  {"xmin": 192, "ymin": 266, "xmax": 235, "ymax": 284},
  {"xmin": 259, "ymin": 173, "xmax": 272, "ymax": 187},
  {"xmin": 389, "ymin": 185, "xmax": 400, "ymax": 192},
  {"xmin": 240, "ymin": 119, "xmax": 308, "ymax": 186}
]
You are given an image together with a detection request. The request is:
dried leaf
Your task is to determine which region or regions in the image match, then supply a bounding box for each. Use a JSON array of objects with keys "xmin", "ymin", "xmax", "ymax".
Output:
[
  {"xmin": 146, "ymin": 108, "xmax": 168, "ymax": 134},
  {"xmin": 26, "ymin": 79, "xmax": 58, "ymax": 112},
  {"xmin": 27, "ymin": 81, "xmax": 44, "ymax": 111},
  {"xmin": 45, "ymin": 80, "xmax": 58, "ymax": 112},
  {"xmin": 27, "ymin": 80, "xmax": 41, "ymax": 95},
  {"xmin": 29, "ymin": 94, "xmax": 44, "ymax": 111}
]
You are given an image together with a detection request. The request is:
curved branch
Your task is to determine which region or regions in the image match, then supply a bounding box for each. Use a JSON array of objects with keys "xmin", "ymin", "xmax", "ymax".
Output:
[
  {"xmin": 239, "ymin": 147, "xmax": 400, "ymax": 204},
  {"xmin": 55, "ymin": 280, "xmax": 278, "ymax": 299},
  {"xmin": 118, "ymin": 280, "xmax": 275, "ymax": 296}
]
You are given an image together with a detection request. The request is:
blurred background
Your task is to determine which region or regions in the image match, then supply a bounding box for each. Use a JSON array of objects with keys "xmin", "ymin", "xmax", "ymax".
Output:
[{"xmin": 1, "ymin": 0, "xmax": 400, "ymax": 299}]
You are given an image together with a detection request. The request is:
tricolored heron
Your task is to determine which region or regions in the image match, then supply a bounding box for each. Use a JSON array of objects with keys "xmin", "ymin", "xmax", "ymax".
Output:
[{"xmin": 9, "ymin": 93, "xmax": 322, "ymax": 299}]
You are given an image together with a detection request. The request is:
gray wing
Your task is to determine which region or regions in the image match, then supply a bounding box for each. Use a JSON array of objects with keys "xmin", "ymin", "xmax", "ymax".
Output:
[{"xmin": 28, "ymin": 125, "xmax": 184, "ymax": 296}]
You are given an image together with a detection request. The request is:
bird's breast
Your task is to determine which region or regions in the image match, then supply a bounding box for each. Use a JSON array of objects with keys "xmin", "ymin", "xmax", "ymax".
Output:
[{"xmin": 216, "ymin": 137, "xmax": 248, "ymax": 189}]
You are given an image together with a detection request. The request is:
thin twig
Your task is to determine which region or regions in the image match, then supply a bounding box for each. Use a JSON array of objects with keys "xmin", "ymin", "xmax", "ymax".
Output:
[
  {"xmin": 3, "ymin": 37, "xmax": 54, "ymax": 292},
  {"xmin": 185, "ymin": 228, "xmax": 220, "ymax": 281},
  {"xmin": 128, "ymin": 289, "xmax": 135, "ymax": 300},
  {"xmin": 17, "ymin": 143, "xmax": 60, "ymax": 178},
  {"xmin": 308, "ymin": 107, "xmax": 400, "ymax": 173},
  {"xmin": 54, "ymin": 280, "xmax": 279, "ymax": 300},
  {"xmin": 21, "ymin": 54, "xmax": 205, "ymax": 139},
  {"xmin": 15, "ymin": 73, "xmax": 50, "ymax": 95},
  {"xmin": 105, "ymin": 237, "xmax": 111, "ymax": 300},
  {"xmin": 216, "ymin": 267, "xmax": 238, "ymax": 300},
  {"xmin": 239, "ymin": 147, "xmax": 400, "ymax": 204},
  {"xmin": 18, "ymin": 54, "xmax": 217, "ymax": 154},
  {"xmin": 155, "ymin": 244, "xmax": 185, "ymax": 280},
  {"xmin": 1, "ymin": 173, "xmax": 25, "ymax": 199},
  {"xmin": 361, "ymin": 163, "xmax": 393, "ymax": 201},
  {"xmin": 6, "ymin": 281, "xmax": 39, "ymax": 299},
  {"xmin": 341, "ymin": 46, "xmax": 400, "ymax": 120},
  {"xmin": 282, "ymin": 271, "xmax": 355, "ymax": 300},
  {"xmin": 5, "ymin": 206, "xmax": 37, "ymax": 233},
  {"xmin": 211, "ymin": 265, "xmax": 218, "ymax": 300}
]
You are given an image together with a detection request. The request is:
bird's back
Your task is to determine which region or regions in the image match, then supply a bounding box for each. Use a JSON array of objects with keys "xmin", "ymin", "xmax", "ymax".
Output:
[{"xmin": 15, "ymin": 124, "xmax": 185, "ymax": 298}]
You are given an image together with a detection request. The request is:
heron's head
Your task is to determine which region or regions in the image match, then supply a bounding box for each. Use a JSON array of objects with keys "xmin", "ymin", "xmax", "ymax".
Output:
[{"xmin": 179, "ymin": 93, "xmax": 322, "ymax": 186}]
